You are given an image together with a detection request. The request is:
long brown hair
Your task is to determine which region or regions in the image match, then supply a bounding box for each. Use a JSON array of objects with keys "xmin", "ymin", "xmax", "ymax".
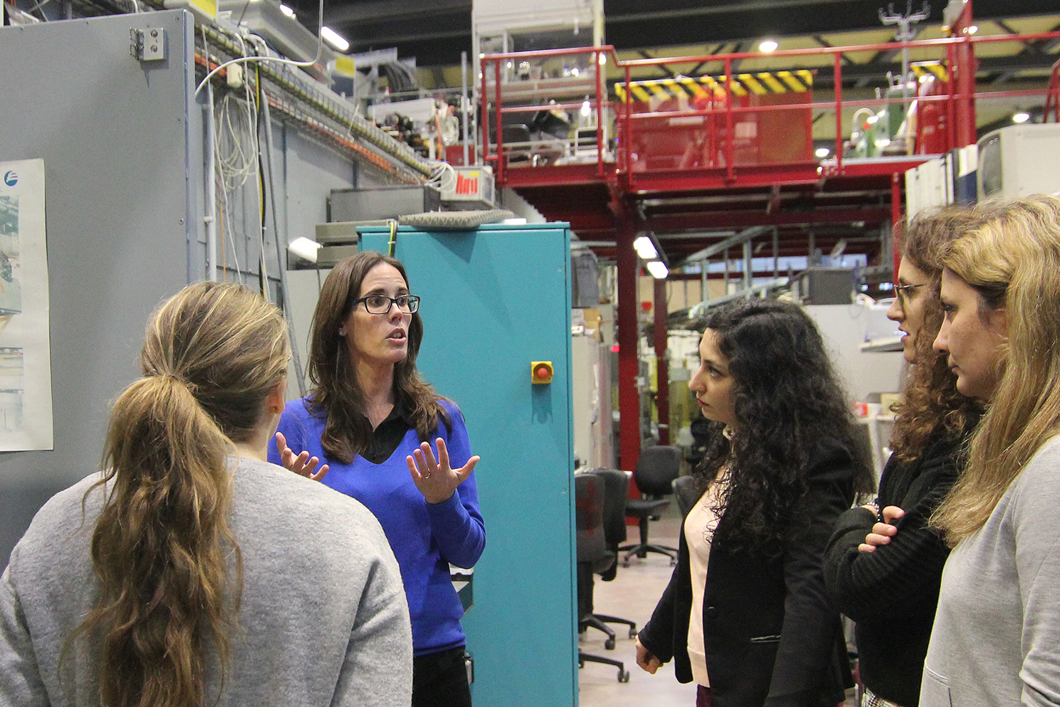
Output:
[
  {"xmin": 932, "ymin": 195, "xmax": 1060, "ymax": 545},
  {"xmin": 67, "ymin": 282, "xmax": 289, "ymax": 707},
  {"xmin": 307, "ymin": 251, "xmax": 446, "ymax": 463},
  {"xmin": 889, "ymin": 207, "xmax": 983, "ymax": 460}
]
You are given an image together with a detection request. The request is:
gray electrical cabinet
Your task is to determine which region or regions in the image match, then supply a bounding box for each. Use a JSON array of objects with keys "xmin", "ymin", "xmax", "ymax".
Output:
[{"xmin": 0, "ymin": 11, "xmax": 204, "ymax": 562}]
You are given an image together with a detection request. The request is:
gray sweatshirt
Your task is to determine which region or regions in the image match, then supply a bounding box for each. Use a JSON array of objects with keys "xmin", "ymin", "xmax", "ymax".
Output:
[
  {"xmin": 921, "ymin": 436, "xmax": 1060, "ymax": 707},
  {"xmin": 0, "ymin": 457, "xmax": 413, "ymax": 707}
]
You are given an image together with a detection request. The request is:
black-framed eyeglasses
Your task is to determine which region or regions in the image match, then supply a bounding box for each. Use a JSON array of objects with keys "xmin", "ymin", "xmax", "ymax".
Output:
[
  {"xmin": 352, "ymin": 294, "xmax": 420, "ymax": 315},
  {"xmin": 894, "ymin": 283, "xmax": 925, "ymax": 303}
]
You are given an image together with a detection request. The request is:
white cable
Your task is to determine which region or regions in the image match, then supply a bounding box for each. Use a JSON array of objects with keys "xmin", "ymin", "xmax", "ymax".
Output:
[{"xmin": 194, "ymin": 0, "xmax": 326, "ymax": 96}]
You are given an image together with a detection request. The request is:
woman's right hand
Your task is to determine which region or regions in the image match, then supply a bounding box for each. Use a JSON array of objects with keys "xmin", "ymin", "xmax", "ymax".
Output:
[
  {"xmin": 635, "ymin": 637, "xmax": 662, "ymax": 674},
  {"xmin": 858, "ymin": 505, "xmax": 905, "ymax": 553},
  {"xmin": 274, "ymin": 432, "xmax": 329, "ymax": 481}
]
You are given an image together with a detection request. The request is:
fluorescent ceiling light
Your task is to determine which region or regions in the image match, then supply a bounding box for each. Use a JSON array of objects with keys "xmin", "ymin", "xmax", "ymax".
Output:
[
  {"xmin": 759, "ymin": 39, "xmax": 778, "ymax": 52},
  {"xmin": 633, "ymin": 235, "xmax": 658, "ymax": 260},
  {"xmin": 1013, "ymin": 112, "xmax": 1031, "ymax": 124},
  {"xmin": 646, "ymin": 261, "xmax": 669, "ymax": 279},
  {"xmin": 321, "ymin": 26, "xmax": 349, "ymax": 52}
]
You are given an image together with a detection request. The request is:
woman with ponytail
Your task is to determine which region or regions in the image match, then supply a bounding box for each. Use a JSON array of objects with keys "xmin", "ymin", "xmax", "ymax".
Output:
[{"xmin": 0, "ymin": 282, "xmax": 412, "ymax": 707}]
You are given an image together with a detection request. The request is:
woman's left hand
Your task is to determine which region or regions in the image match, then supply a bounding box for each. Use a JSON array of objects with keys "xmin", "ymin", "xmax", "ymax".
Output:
[{"xmin": 407, "ymin": 437, "xmax": 480, "ymax": 505}]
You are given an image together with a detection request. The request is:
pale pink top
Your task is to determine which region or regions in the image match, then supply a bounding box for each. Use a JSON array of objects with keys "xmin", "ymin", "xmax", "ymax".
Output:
[{"xmin": 685, "ymin": 473, "xmax": 727, "ymax": 687}]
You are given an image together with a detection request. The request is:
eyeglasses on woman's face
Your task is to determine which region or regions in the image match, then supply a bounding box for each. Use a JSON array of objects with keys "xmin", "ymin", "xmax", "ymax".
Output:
[
  {"xmin": 894, "ymin": 282, "xmax": 925, "ymax": 304},
  {"xmin": 352, "ymin": 294, "xmax": 421, "ymax": 315}
]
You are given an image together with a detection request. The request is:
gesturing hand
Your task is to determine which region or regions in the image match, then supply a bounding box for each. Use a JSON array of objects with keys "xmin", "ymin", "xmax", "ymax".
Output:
[
  {"xmin": 407, "ymin": 437, "xmax": 480, "ymax": 505},
  {"xmin": 858, "ymin": 505, "xmax": 905, "ymax": 553},
  {"xmin": 274, "ymin": 432, "xmax": 329, "ymax": 482}
]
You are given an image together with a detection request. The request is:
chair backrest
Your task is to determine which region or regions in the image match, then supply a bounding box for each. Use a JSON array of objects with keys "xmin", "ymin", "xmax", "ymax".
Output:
[
  {"xmin": 586, "ymin": 468, "xmax": 630, "ymax": 547},
  {"xmin": 671, "ymin": 474, "xmax": 702, "ymax": 518},
  {"xmin": 574, "ymin": 472, "xmax": 607, "ymax": 563},
  {"xmin": 633, "ymin": 445, "xmax": 683, "ymax": 496}
]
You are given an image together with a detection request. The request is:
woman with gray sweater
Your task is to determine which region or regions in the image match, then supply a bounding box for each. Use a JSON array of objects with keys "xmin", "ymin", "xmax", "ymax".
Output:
[
  {"xmin": 0, "ymin": 282, "xmax": 412, "ymax": 707},
  {"xmin": 921, "ymin": 196, "xmax": 1060, "ymax": 707}
]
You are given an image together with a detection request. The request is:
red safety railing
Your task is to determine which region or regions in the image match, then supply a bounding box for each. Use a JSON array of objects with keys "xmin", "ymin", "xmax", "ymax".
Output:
[
  {"xmin": 1046, "ymin": 59, "xmax": 1060, "ymax": 123},
  {"xmin": 479, "ymin": 30, "xmax": 1060, "ymax": 188}
]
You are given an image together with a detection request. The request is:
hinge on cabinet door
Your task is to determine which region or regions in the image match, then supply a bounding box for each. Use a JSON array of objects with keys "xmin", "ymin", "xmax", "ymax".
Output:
[{"xmin": 130, "ymin": 27, "xmax": 166, "ymax": 62}]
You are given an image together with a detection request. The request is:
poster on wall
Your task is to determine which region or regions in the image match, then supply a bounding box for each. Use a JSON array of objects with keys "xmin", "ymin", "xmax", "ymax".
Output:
[{"xmin": 0, "ymin": 159, "xmax": 53, "ymax": 451}]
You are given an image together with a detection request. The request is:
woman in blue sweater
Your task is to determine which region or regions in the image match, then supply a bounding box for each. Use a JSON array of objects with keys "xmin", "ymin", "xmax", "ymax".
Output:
[{"xmin": 270, "ymin": 251, "xmax": 485, "ymax": 707}]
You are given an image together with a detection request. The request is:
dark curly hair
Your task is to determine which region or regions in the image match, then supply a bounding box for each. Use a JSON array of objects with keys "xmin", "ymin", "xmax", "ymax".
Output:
[
  {"xmin": 695, "ymin": 299, "xmax": 873, "ymax": 552},
  {"xmin": 889, "ymin": 208, "xmax": 984, "ymax": 460}
]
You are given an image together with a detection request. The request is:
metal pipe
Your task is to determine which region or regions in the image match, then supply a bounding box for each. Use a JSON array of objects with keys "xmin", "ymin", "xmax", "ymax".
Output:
[
  {"xmin": 260, "ymin": 95, "xmax": 307, "ymax": 397},
  {"xmin": 461, "ymin": 50, "xmax": 469, "ymax": 165},
  {"xmin": 205, "ymin": 79, "xmax": 218, "ymax": 282}
]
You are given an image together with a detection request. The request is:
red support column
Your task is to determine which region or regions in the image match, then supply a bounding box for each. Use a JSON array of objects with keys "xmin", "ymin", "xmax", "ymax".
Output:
[
  {"xmin": 653, "ymin": 277, "xmax": 670, "ymax": 445},
  {"xmin": 892, "ymin": 172, "xmax": 902, "ymax": 277},
  {"xmin": 612, "ymin": 195, "xmax": 642, "ymax": 473},
  {"xmin": 952, "ymin": 0, "xmax": 978, "ymax": 148}
]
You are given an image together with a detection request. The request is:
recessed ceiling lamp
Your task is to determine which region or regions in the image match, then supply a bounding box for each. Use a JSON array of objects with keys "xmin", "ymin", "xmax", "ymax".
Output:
[
  {"xmin": 321, "ymin": 26, "xmax": 349, "ymax": 52},
  {"xmin": 759, "ymin": 39, "xmax": 779, "ymax": 52}
]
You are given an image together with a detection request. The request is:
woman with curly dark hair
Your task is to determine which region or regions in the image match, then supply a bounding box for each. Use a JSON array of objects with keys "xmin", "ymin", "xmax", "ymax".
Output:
[
  {"xmin": 823, "ymin": 208, "xmax": 983, "ymax": 707},
  {"xmin": 635, "ymin": 299, "xmax": 872, "ymax": 707}
]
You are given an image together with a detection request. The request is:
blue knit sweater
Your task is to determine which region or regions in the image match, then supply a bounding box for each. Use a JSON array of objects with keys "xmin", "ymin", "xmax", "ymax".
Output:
[{"xmin": 271, "ymin": 398, "xmax": 485, "ymax": 657}]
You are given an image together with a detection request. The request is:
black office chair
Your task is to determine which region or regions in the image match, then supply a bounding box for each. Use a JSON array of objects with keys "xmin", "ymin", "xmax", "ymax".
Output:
[
  {"xmin": 671, "ymin": 474, "xmax": 701, "ymax": 518},
  {"xmin": 583, "ymin": 468, "xmax": 637, "ymax": 641},
  {"xmin": 621, "ymin": 445, "xmax": 682, "ymax": 566},
  {"xmin": 574, "ymin": 472, "xmax": 630, "ymax": 683}
]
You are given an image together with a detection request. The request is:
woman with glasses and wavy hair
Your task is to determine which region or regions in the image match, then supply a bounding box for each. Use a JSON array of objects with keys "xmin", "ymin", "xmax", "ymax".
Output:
[
  {"xmin": 823, "ymin": 208, "xmax": 983, "ymax": 707},
  {"xmin": 271, "ymin": 251, "xmax": 484, "ymax": 707},
  {"xmin": 0, "ymin": 282, "xmax": 411, "ymax": 707}
]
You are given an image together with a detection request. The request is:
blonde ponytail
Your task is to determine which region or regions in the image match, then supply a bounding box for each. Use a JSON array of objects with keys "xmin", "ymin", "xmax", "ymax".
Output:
[{"xmin": 64, "ymin": 282, "xmax": 288, "ymax": 707}]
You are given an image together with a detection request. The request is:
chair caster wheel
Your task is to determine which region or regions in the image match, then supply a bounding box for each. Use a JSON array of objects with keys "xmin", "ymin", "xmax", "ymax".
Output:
[
  {"xmin": 605, "ymin": 636, "xmax": 615, "ymax": 650},
  {"xmin": 618, "ymin": 669, "xmax": 630, "ymax": 683},
  {"xmin": 622, "ymin": 559, "xmax": 631, "ymax": 568},
  {"xmin": 629, "ymin": 627, "xmax": 638, "ymax": 638},
  {"xmin": 669, "ymin": 557, "xmax": 677, "ymax": 566}
]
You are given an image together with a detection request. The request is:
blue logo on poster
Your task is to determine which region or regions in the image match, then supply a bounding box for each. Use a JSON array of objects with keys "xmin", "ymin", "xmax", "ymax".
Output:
[{"xmin": 2, "ymin": 171, "xmax": 16, "ymax": 187}]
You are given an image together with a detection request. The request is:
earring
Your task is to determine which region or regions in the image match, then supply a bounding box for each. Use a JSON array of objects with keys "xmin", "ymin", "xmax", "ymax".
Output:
[{"xmin": 338, "ymin": 329, "xmax": 346, "ymax": 337}]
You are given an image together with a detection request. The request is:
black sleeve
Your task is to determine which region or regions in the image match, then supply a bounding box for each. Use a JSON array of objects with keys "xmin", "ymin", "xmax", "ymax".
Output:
[
  {"xmin": 638, "ymin": 558, "xmax": 681, "ymax": 664},
  {"xmin": 766, "ymin": 446, "xmax": 856, "ymax": 707},
  {"xmin": 821, "ymin": 439, "xmax": 960, "ymax": 623}
]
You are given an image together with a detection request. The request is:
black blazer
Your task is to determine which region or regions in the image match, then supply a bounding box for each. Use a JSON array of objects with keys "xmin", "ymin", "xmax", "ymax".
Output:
[{"xmin": 639, "ymin": 443, "xmax": 857, "ymax": 707}]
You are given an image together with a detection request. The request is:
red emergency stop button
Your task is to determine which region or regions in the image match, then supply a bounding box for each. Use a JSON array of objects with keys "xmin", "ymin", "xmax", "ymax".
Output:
[{"xmin": 531, "ymin": 361, "xmax": 554, "ymax": 384}]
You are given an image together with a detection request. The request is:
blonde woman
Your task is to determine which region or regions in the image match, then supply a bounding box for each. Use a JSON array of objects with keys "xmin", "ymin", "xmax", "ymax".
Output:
[
  {"xmin": 921, "ymin": 195, "xmax": 1060, "ymax": 707},
  {"xmin": 0, "ymin": 282, "xmax": 411, "ymax": 707}
]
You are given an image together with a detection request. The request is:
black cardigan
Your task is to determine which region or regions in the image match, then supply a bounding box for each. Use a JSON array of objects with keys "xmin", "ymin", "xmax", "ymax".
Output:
[
  {"xmin": 823, "ymin": 430, "xmax": 970, "ymax": 707},
  {"xmin": 638, "ymin": 443, "xmax": 858, "ymax": 707}
]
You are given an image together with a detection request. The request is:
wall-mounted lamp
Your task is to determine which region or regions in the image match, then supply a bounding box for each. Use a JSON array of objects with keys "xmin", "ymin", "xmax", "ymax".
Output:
[
  {"xmin": 646, "ymin": 260, "xmax": 669, "ymax": 279},
  {"xmin": 633, "ymin": 235, "xmax": 658, "ymax": 260}
]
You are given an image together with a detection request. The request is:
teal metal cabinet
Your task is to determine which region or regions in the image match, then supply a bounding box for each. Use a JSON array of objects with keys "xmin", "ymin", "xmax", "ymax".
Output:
[{"xmin": 360, "ymin": 223, "xmax": 576, "ymax": 707}]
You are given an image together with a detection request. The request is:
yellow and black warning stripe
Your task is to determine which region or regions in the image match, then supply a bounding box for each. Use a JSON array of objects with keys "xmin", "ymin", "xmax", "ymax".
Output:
[
  {"xmin": 910, "ymin": 61, "xmax": 948, "ymax": 82},
  {"xmin": 615, "ymin": 69, "xmax": 813, "ymax": 102}
]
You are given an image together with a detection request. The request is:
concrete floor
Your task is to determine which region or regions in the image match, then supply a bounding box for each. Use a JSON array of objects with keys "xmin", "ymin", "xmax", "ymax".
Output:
[{"xmin": 577, "ymin": 506, "xmax": 697, "ymax": 706}]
